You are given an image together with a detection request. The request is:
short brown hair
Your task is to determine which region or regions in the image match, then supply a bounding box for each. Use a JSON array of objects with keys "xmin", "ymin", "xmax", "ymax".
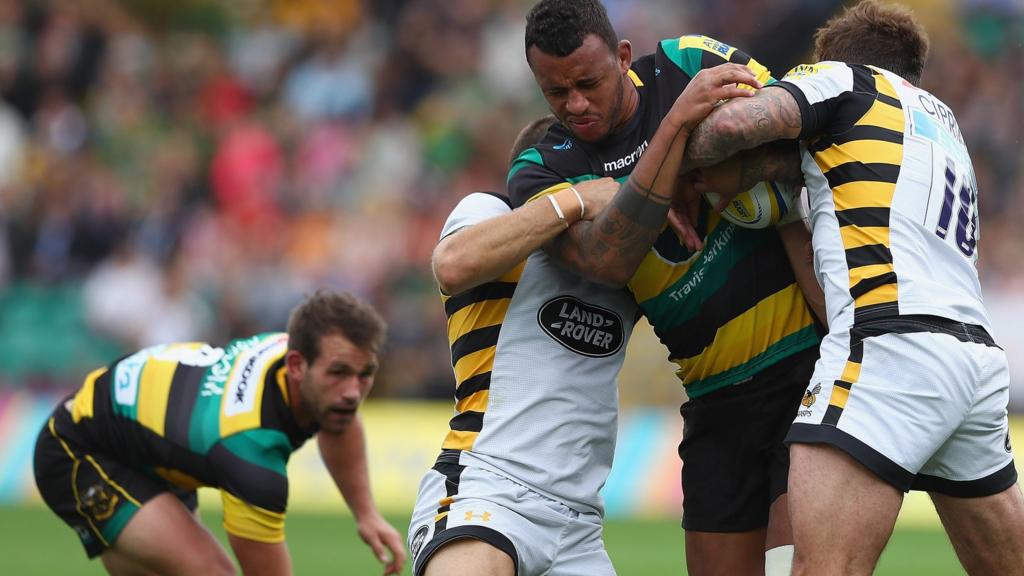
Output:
[
  {"xmin": 814, "ymin": 0, "xmax": 930, "ymax": 84},
  {"xmin": 287, "ymin": 290, "xmax": 387, "ymax": 362},
  {"xmin": 509, "ymin": 115, "xmax": 558, "ymax": 166}
]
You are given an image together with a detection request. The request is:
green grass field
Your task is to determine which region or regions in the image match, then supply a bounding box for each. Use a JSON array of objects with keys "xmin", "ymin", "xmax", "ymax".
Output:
[{"xmin": 0, "ymin": 505, "xmax": 964, "ymax": 575}]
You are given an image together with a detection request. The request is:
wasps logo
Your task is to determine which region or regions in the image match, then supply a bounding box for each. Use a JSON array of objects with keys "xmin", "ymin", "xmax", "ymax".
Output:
[
  {"xmin": 82, "ymin": 483, "xmax": 119, "ymax": 521},
  {"xmin": 801, "ymin": 384, "xmax": 822, "ymax": 408}
]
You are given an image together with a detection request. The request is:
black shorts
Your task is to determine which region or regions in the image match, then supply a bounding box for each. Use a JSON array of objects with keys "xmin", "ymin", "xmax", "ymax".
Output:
[
  {"xmin": 33, "ymin": 400, "xmax": 198, "ymax": 558},
  {"xmin": 679, "ymin": 347, "xmax": 817, "ymax": 532}
]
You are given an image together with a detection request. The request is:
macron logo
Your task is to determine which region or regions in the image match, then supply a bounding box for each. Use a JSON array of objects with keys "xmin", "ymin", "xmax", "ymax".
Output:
[{"xmin": 603, "ymin": 140, "xmax": 648, "ymax": 172}]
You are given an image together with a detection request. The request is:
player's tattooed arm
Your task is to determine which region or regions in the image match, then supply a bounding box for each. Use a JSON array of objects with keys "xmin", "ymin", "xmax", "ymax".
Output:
[
  {"xmin": 547, "ymin": 173, "xmax": 673, "ymax": 286},
  {"xmin": 730, "ymin": 140, "xmax": 804, "ymax": 190},
  {"xmin": 683, "ymin": 86, "xmax": 803, "ymax": 170}
]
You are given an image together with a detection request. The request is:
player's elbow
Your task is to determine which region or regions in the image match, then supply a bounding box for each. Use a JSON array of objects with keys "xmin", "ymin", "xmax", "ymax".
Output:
[{"xmin": 432, "ymin": 245, "xmax": 476, "ymax": 296}]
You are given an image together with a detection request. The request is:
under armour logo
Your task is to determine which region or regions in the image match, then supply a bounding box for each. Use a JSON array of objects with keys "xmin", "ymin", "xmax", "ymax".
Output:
[{"xmin": 464, "ymin": 511, "xmax": 492, "ymax": 522}]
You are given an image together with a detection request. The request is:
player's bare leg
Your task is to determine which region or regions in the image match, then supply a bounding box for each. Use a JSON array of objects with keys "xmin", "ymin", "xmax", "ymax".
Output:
[
  {"xmin": 100, "ymin": 493, "xmax": 235, "ymax": 576},
  {"xmin": 685, "ymin": 529, "xmax": 766, "ymax": 576},
  {"xmin": 423, "ymin": 538, "xmax": 515, "ymax": 576},
  {"xmin": 764, "ymin": 494, "xmax": 794, "ymax": 576},
  {"xmin": 789, "ymin": 444, "xmax": 903, "ymax": 576},
  {"xmin": 930, "ymin": 483, "xmax": 1024, "ymax": 575}
]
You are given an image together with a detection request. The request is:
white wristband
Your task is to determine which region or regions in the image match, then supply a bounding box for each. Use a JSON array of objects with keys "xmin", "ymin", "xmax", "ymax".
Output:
[
  {"xmin": 570, "ymin": 186, "xmax": 585, "ymax": 220},
  {"xmin": 547, "ymin": 194, "xmax": 568, "ymax": 228}
]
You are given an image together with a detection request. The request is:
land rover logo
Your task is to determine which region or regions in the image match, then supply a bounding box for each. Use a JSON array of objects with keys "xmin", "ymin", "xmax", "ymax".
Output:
[{"xmin": 538, "ymin": 296, "xmax": 624, "ymax": 357}]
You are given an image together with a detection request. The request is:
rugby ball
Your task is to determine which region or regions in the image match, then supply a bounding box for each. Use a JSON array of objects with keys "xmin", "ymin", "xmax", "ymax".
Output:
[{"xmin": 705, "ymin": 181, "xmax": 799, "ymax": 229}]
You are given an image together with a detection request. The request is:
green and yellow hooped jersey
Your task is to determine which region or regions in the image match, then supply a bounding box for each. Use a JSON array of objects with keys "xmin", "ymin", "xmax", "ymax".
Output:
[
  {"xmin": 508, "ymin": 35, "xmax": 820, "ymax": 398},
  {"xmin": 67, "ymin": 333, "xmax": 313, "ymax": 542}
]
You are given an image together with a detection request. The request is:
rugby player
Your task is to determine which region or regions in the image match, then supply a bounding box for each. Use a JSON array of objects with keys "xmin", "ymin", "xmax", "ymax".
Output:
[
  {"xmin": 33, "ymin": 290, "xmax": 406, "ymax": 575},
  {"xmin": 509, "ymin": 1, "xmax": 825, "ymax": 574},
  {"xmin": 409, "ymin": 64, "xmax": 759, "ymax": 575},
  {"xmin": 681, "ymin": 2, "xmax": 1024, "ymax": 574}
]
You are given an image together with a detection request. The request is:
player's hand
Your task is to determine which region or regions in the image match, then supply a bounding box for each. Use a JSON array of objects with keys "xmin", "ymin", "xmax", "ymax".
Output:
[
  {"xmin": 356, "ymin": 512, "xmax": 407, "ymax": 575},
  {"xmin": 671, "ymin": 63, "xmax": 761, "ymax": 133},
  {"xmin": 669, "ymin": 174, "xmax": 703, "ymax": 251},
  {"xmin": 573, "ymin": 177, "xmax": 619, "ymax": 219}
]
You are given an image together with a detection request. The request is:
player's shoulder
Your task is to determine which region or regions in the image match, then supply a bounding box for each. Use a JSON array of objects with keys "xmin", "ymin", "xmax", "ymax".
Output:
[
  {"xmin": 508, "ymin": 121, "xmax": 591, "ymax": 183},
  {"xmin": 656, "ymin": 34, "xmax": 771, "ymax": 84}
]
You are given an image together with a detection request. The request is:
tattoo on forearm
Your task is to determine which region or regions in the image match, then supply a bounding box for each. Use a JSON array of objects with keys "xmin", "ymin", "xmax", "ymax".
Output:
[
  {"xmin": 734, "ymin": 141, "xmax": 803, "ymax": 191},
  {"xmin": 685, "ymin": 87, "xmax": 803, "ymax": 168}
]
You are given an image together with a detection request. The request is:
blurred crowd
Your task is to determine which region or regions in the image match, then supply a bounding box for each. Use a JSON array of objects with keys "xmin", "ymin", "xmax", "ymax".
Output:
[{"xmin": 0, "ymin": 0, "xmax": 1020, "ymax": 400}]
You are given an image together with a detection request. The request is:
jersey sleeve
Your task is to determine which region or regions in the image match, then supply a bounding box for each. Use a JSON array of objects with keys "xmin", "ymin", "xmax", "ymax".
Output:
[
  {"xmin": 658, "ymin": 35, "xmax": 773, "ymax": 86},
  {"xmin": 507, "ymin": 145, "xmax": 575, "ymax": 209},
  {"xmin": 214, "ymin": 429, "xmax": 294, "ymax": 543},
  {"xmin": 441, "ymin": 192, "xmax": 512, "ymax": 240},
  {"xmin": 773, "ymin": 62, "xmax": 858, "ymax": 139}
]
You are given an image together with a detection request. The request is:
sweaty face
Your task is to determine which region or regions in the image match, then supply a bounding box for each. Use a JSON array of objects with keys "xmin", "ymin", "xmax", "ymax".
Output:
[
  {"xmin": 297, "ymin": 333, "xmax": 377, "ymax": 434},
  {"xmin": 528, "ymin": 34, "xmax": 631, "ymax": 143}
]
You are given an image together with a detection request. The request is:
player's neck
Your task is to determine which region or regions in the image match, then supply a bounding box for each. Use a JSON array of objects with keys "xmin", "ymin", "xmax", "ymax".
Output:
[
  {"xmin": 610, "ymin": 81, "xmax": 639, "ymax": 136},
  {"xmin": 285, "ymin": 375, "xmax": 315, "ymax": 430}
]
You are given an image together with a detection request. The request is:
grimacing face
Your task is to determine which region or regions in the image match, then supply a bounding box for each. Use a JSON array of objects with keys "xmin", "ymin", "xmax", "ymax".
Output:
[
  {"xmin": 292, "ymin": 333, "xmax": 377, "ymax": 434},
  {"xmin": 527, "ymin": 34, "xmax": 633, "ymax": 143}
]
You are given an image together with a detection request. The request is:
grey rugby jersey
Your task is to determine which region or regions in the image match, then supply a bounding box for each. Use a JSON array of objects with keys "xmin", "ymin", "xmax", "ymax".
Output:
[{"xmin": 435, "ymin": 192, "xmax": 638, "ymax": 515}]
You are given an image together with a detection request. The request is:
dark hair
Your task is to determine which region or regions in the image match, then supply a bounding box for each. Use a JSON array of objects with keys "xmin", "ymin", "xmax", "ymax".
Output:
[
  {"xmin": 525, "ymin": 0, "xmax": 617, "ymax": 59},
  {"xmin": 509, "ymin": 115, "xmax": 557, "ymax": 166},
  {"xmin": 287, "ymin": 290, "xmax": 387, "ymax": 362},
  {"xmin": 813, "ymin": 0, "xmax": 929, "ymax": 84}
]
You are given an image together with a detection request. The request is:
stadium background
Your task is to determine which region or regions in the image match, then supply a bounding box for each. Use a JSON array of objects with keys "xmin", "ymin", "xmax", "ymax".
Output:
[{"xmin": 0, "ymin": 0, "xmax": 1020, "ymax": 574}]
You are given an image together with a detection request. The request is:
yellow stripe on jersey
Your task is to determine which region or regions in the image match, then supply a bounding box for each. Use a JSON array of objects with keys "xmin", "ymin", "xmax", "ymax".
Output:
[
  {"xmin": 136, "ymin": 358, "xmax": 176, "ymax": 436},
  {"xmin": 456, "ymin": 390, "xmax": 489, "ymax": 414},
  {"xmin": 525, "ymin": 182, "xmax": 573, "ymax": 205},
  {"xmin": 873, "ymin": 72, "xmax": 900, "ymax": 100},
  {"xmin": 155, "ymin": 466, "xmax": 205, "ymax": 491},
  {"xmin": 829, "ymin": 383, "xmax": 851, "ymax": 410},
  {"xmin": 849, "ymin": 263, "xmax": 895, "ymax": 287},
  {"xmin": 855, "ymin": 282, "xmax": 899, "ymax": 308},
  {"xmin": 815, "ymin": 140, "xmax": 903, "ymax": 171},
  {"xmin": 839, "ymin": 225, "xmax": 890, "ymax": 250},
  {"xmin": 678, "ymin": 35, "xmax": 737, "ymax": 60},
  {"xmin": 831, "ymin": 181, "xmax": 897, "ymax": 210},
  {"xmin": 840, "ymin": 359, "xmax": 862, "ymax": 384},
  {"xmin": 222, "ymin": 491, "xmax": 286, "ymax": 543},
  {"xmin": 71, "ymin": 367, "xmax": 106, "ymax": 423},
  {"xmin": 627, "ymin": 69, "xmax": 644, "ymax": 87},
  {"xmin": 441, "ymin": 429, "xmax": 478, "ymax": 451},
  {"xmin": 855, "ymin": 98, "xmax": 904, "ymax": 132},
  {"xmin": 447, "ymin": 298, "xmax": 511, "ymax": 345},
  {"xmin": 672, "ymin": 284, "xmax": 813, "ymax": 384},
  {"xmin": 628, "ymin": 245, "xmax": 698, "ymax": 303},
  {"xmin": 453, "ymin": 347, "xmax": 495, "ymax": 384}
]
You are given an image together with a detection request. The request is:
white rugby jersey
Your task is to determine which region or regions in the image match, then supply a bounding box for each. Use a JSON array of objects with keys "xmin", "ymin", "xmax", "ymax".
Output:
[
  {"xmin": 774, "ymin": 62, "xmax": 991, "ymax": 334},
  {"xmin": 435, "ymin": 192, "xmax": 638, "ymax": 515}
]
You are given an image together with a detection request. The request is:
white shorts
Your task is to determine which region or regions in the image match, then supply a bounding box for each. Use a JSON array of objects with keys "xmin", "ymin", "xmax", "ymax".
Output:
[
  {"xmin": 788, "ymin": 315, "xmax": 1017, "ymax": 495},
  {"xmin": 408, "ymin": 460, "xmax": 613, "ymax": 576}
]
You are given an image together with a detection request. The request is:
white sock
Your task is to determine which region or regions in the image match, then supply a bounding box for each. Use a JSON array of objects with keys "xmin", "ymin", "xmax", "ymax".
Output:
[{"xmin": 765, "ymin": 544, "xmax": 794, "ymax": 576}]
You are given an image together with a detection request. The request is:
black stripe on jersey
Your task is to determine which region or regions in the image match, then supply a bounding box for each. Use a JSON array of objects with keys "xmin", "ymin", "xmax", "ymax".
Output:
[
  {"xmin": 448, "ymin": 410, "xmax": 484, "ymax": 433},
  {"xmin": 877, "ymin": 93, "xmax": 902, "ymax": 109},
  {"xmin": 259, "ymin": 360, "xmax": 312, "ymax": 448},
  {"xmin": 91, "ymin": 368, "xmax": 113, "ymax": 418},
  {"xmin": 450, "ymin": 325, "xmax": 501, "ymax": 367},
  {"xmin": 849, "ymin": 271, "xmax": 898, "ymax": 300},
  {"xmin": 663, "ymin": 239, "xmax": 796, "ymax": 359},
  {"xmin": 209, "ymin": 442, "xmax": 288, "ymax": 513},
  {"xmin": 845, "ymin": 244, "xmax": 893, "ymax": 268},
  {"xmin": 830, "ymin": 125, "xmax": 903, "ymax": 147},
  {"xmin": 700, "ymin": 50, "xmax": 727, "ymax": 71},
  {"xmin": 851, "ymin": 65, "xmax": 876, "ymax": 94},
  {"xmin": 430, "ymin": 460, "xmax": 466, "ymax": 532},
  {"xmin": 455, "ymin": 372, "xmax": 491, "ymax": 401},
  {"xmin": 825, "ymin": 162, "xmax": 900, "ymax": 188},
  {"xmin": 728, "ymin": 50, "xmax": 751, "ymax": 65},
  {"xmin": 444, "ymin": 282, "xmax": 517, "ymax": 317},
  {"xmin": 837, "ymin": 207, "xmax": 891, "ymax": 228},
  {"xmin": 163, "ymin": 364, "xmax": 208, "ymax": 447}
]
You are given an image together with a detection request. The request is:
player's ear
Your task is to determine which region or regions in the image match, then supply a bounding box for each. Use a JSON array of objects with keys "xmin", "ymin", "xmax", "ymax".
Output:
[
  {"xmin": 617, "ymin": 40, "xmax": 632, "ymax": 74},
  {"xmin": 285, "ymin": 350, "xmax": 307, "ymax": 382}
]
